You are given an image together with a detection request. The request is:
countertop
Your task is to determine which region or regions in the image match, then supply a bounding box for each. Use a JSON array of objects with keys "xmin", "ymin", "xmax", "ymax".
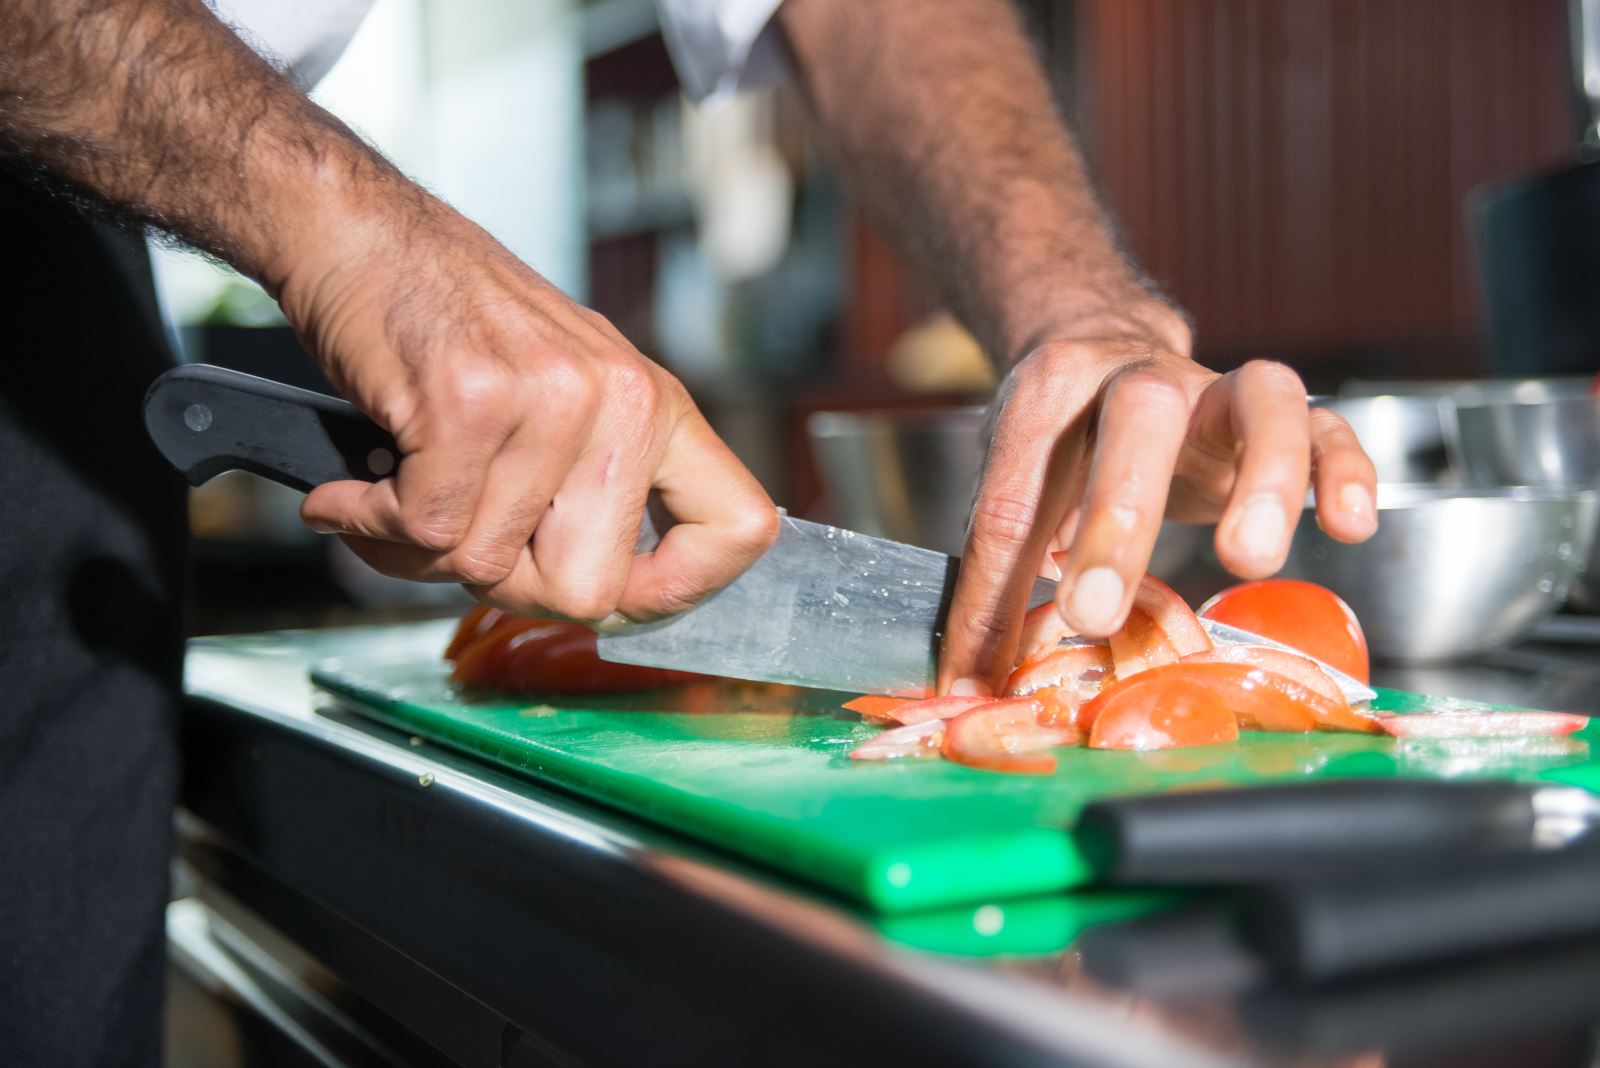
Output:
[{"xmin": 177, "ymin": 613, "xmax": 1600, "ymax": 1068}]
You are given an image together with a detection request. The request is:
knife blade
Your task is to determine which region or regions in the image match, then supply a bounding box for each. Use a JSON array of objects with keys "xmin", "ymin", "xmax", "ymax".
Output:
[
  {"xmin": 144, "ymin": 364, "xmax": 1377, "ymax": 702},
  {"xmin": 599, "ymin": 517, "xmax": 1378, "ymax": 703}
]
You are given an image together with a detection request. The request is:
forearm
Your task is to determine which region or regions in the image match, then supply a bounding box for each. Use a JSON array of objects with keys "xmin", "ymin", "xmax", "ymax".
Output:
[
  {"xmin": 780, "ymin": 0, "xmax": 1185, "ymax": 365},
  {"xmin": 0, "ymin": 0, "xmax": 409, "ymax": 295}
]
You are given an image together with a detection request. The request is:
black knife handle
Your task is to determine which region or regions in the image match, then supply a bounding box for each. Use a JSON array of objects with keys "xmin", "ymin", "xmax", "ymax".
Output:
[
  {"xmin": 1245, "ymin": 841, "xmax": 1600, "ymax": 983},
  {"xmin": 144, "ymin": 364, "xmax": 396, "ymax": 492},
  {"xmin": 144, "ymin": 363, "xmax": 673, "ymax": 551},
  {"xmin": 1074, "ymin": 778, "xmax": 1540, "ymax": 884}
]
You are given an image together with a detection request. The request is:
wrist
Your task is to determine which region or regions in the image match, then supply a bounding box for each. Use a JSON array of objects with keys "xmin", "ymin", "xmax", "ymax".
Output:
[{"xmin": 998, "ymin": 284, "xmax": 1192, "ymax": 369}]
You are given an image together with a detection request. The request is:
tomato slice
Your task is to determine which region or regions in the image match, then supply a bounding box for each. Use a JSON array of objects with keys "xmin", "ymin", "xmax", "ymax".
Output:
[
  {"xmin": 942, "ymin": 697, "xmax": 1076, "ymax": 774},
  {"xmin": 449, "ymin": 616, "xmax": 703, "ymax": 693},
  {"xmin": 1180, "ymin": 646, "xmax": 1381, "ymax": 733},
  {"xmin": 1107, "ymin": 575, "xmax": 1212, "ymax": 678},
  {"xmin": 882, "ymin": 694, "xmax": 997, "ymax": 725},
  {"xmin": 1199, "ymin": 579, "xmax": 1370, "ymax": 684},
  {"xmin": 1082, "ymin": 671, "xmax": 1241, "ymax": 750},
  {"xmin": 850, "ymin": 719, "xmax": 945, "ymax": 760},
  {"xmin": 842, "ymin": 695, "xmax": 914, "ymax": 722},
  {"xmin": 444, "ymin": 603, "xmax": 510, "ymax": 661},
  {"xmin": 1006, "ymin": 643, "xmax": 1113, "ymax": 695},
  {"xmin": 1377, "ymin": 711, "xmax": 1590, "ymax": 739},
  {"xmin": 1017, "ymin": 600, "xmax": 1076, "ymax": 663}
]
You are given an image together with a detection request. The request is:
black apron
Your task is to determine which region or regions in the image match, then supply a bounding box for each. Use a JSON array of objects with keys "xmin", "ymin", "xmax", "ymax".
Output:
[{"xmin": 0, "ymin": 170, "xmax": 187, "ymax": 1067}]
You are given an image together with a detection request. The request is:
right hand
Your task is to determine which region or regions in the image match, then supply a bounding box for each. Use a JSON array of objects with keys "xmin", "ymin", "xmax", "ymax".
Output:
[{"xmin": 273, "ymin": 194, "xmax": 779, "ymax": 624}]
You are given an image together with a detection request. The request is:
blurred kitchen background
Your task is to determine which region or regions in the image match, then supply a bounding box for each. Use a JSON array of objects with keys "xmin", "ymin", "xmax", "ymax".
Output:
[{"xmin": 162, "ymin": 0, "xmax": 1599, "ymax": 636}]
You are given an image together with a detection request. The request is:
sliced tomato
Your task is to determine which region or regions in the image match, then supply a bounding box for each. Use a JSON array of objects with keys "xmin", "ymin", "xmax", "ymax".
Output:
[
  {"xmin": 850, "ymin": 719, "xmax": 945, "ymax": 760},
  {"xmin": 842, "ymin": 695, "xmax": 914, "ymax": 723},
  {"xmin": 1007, "ymin": 643, "xmax": 1113, "ymax": 696},
  {"xmin": 941, "ymin": 697, "xmax": 1076, "ymax": 774},
  {"xmin": 1082, "ymin": 671, "xmax": 1241, "ymax": 750},
  {"xmin": 1017, "ymin": 600, "xmax": 1076, "ymax": 663},
  {"xmin": 449, "ymin": 616, "xmax": 703, "ymax": 693},
  {"xmin": 1180, "ymin": 646, "xmax": 1381, "ymax": 733},
  {"xmin": 1377, "ymin": 711, "xmax": 1590, "ymax": 739},
  {"xmin": 444, "ymin": 603, "xmax": 510, "ymax": 661},
  {"xmin": 883, "ymin": 694, "xmax": 997, "ymax": 725},
  {"xmin": 1108, "ymin": 608, "xmax": 1181, "ymax": 677},
  {"xmin": 1182, "ymin": 645, "xmax": 1344, "ymax": 705},
  {"xmin": 1199, "ymin": 579, "xmax": 1369, "ymax": 684},
  {"xmin": 1107, "ymin": 575, "xmax": 1212, "ymax": 679}
]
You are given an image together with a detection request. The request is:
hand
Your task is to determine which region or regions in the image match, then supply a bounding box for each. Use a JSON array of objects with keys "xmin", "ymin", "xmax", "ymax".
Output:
[
  {"xmin": 937, "ymin": 304, "xmax": 1378, "ymax": 695},
  {"xmin": 274, "ymin": 194, "xmax": 779, "ymax": 622}
]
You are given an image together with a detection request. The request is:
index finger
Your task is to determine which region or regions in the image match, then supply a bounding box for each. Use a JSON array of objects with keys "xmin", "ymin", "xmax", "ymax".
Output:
[
  {"xmin": 937, "ymin": 399, "xmax": 1084, "ymax": 697},
  {"xmin": 615, "ymin": 410, "xmax": 780, "ymax": 621}
]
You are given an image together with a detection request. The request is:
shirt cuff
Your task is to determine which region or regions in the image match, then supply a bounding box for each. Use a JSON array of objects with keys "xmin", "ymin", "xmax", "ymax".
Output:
[{"xmin": 657, "ymin": 0, "xmax": 790, "ymax": 104}]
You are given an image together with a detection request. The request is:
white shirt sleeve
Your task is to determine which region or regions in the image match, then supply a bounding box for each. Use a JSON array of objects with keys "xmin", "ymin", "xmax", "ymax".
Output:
[
  {"xmin": 205, "ymin": 0, "xmax": 376, "ymax": 88},
  {"xmin": 656, "ymin": 0, "xmax": 789, "ymax": 104}
]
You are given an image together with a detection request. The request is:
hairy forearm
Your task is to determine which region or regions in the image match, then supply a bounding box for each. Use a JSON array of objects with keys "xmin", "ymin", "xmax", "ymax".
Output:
[
  {"xmin": 781, "ymin": 0, "xmax": 1184, "ymax": 365},
  {"xmin": 0, "ymin": 0, "xmax": 410, "ymax": 293}
]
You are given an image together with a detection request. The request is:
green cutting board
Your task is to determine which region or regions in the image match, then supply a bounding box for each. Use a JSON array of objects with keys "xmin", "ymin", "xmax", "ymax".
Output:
[{"xmin": 313, "ymin": 657, "xmax": 1600, "ymax": 914}]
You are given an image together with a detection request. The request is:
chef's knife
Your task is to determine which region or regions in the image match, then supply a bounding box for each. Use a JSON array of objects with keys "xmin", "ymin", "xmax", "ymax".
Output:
[
  {"xmin": 144, "ymin": 364, "xmax": 1378, "ymax": 701},
  {"xmin": 1075, "ymin": 778, "xmax": 1600, "ymax": 885}
]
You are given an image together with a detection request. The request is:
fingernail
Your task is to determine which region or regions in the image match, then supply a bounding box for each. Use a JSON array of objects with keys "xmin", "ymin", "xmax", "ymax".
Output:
[
  {"xmin": 1233, "ymin": 495, "xmax": 1286, "ymax": 560},
  {"xmin": 1339, "ymin": 482, "xmax": 1375, "ymax": 520},
  {"xmin": 306, "ymin": 519, "xmax": 339, "ymax": 535},
  {"xmin": 1066, "ymin": 566, "xmax": 1125, "ymax": 632},
  {"xmin": 598, "ymin": 612, "xmax": 631, "ymax": 632},
  {"xmin": 949, "ymin": 677, "xmax": 992, "ymax": 697}
]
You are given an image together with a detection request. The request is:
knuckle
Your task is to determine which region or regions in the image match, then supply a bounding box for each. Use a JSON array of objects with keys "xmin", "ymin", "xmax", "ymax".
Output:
[
  {"xmin": 968, "ymin": 491, "xmax": 1039, "ymax": 551},
  {"xmin": 732, "ymin": 501, "xmax": 781, "ymax": 556},
  {"xmin": 607, "ymin": 358, "xmax": 662, "ymax": 416},
  {"xmin": 446, "ymin": 548, "xmax": 516, "ymax": 587},
  {"xmin": 1106, "ymin": 368, "xmax": 1188, "ymax": 416},
  {"xmin": 1239, "ymin": 359, "xmax": 1306, "ymax": 397},
  {"xmin": 540, "ymin": 356, "xmax": 599, "ymax": 415},
  {"xmin": 547, "ymin": 580, "xmax": 621, "ymax": 624}
]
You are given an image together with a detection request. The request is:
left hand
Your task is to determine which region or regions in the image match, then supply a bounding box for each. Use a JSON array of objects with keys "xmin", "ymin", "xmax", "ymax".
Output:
[{"xmin": 937, "ymin": 304, "xmax": 1378, "ymax": 696}]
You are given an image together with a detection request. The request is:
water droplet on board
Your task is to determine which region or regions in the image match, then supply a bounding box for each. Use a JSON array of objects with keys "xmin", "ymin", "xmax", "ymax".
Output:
[{"xmin": 1538, "ymin": 576, "xmax": 1555, "ymax": 593}]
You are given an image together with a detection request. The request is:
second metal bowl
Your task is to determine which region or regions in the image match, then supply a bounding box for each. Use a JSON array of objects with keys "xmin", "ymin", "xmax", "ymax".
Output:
[{"xmin": 1278, "ymin": 485, "xmax": 1598, "ymax": 662}]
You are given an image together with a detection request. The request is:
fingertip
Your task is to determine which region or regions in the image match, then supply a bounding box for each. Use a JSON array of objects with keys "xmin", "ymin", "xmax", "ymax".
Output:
[
  {"xmin": 1056, "ymin": 565, "xmax": 1127, "ymax": 636},
  {"xmin": 948, "ymin": 677, "xmax": 994, "ymax": 698}
]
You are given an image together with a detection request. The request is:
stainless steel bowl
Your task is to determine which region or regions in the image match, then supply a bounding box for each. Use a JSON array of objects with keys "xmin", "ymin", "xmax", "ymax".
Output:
[
  {"xmin": 1278, "ymin": 485, "xmax": 1599, "ymax": 662},
  {"xmin": 1314, "ymin": 394, "xmax": 1457, "ymax": 483},
  {"xmin": 1447, "ymin": 388, "xmax": 1600, "ymax": 608}
]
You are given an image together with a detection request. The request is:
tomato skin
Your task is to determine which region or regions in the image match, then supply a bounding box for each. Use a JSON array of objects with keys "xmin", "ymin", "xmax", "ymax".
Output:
[
  {"xmin": 448, "ymin": 615, "xmax": 703, "ymax": 693},
  {"xmin": 1017, "ymin": 600, "xmax": 1075, "ymax": 662},
  {"xmin": 942, "ymin": 697, "xmax": 1075, "ymax": 774},
  {"xmin": 842, "ymin": 695, "xmax": 913, "ymax": 722},
  {"xmin": 878, "ymin": 695, "xmax": 995, "ymax": 726},
  {"xmin": 1107, "ymin": 576, "xmax": 1212, "ymax": 679},
  {"xmin": 850, "ymin": 719, "xmax": 945, "ymax": 760},
  {"xmin": 1006, "ymin": 644, "xmax": 1114, "ymax": 697},
  {"xmin": 444, "ymin": 604, "xmax": 511, "ymax": 661},
  {"xmin": 1199, "ymin": 580, "xmax": 1369, "ymax": 683},
  {"xmin": 1083, "ymin": 672, "xmax": 1241, "ymax": 751}
]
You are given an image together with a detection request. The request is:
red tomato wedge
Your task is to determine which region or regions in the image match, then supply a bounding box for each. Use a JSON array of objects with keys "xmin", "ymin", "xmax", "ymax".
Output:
[
  {"xmin": 1181, "ymin": 645, "xmax": 1345, "ymax": 705},
  {"xmin": 1107, "ymin": 575, "xmax": 1212, "ymax": 678},
  {"xmin": 449, "ymin": 616, "xmax": 703, "ymax": 693},
  {"xmin": 850, "ymin": 719, "xmax": 945, "ymax": 760},
  {"xmin": 444, "ymin": 603, "xmax": 511, "ymax": 661},
  {"xmin": 1082, "ymin": 670, "xmax": 1241, "ymax": 750},
  {"xmin": 882, "ymin": 695, "xmax": 997, "ymax": 725},
  {"xmin": 842, "ymin": 695, "xmax": 914, "ymax": 722},
  {"xmin": 941, "ymin": 697, "xmax": 1076, "ymax": 774},
  {"xmin": 1006, "ymin": 643, "xmax": 1113, "ymax": 696},
  {"xmin": 1199, "ymin": 579, "xmax": 1369, "ymax": 684},
  {"xmin": 1377, "ymin": 711, "xmax": 1590, "ymax": 739},
  {"xmin": 1180, "ymin": 646, "xmax": 1381, "ymax": 734},
  {"xmin": 1017, "ymin": 600, "xmax": 1076, "ymax": 663}
]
